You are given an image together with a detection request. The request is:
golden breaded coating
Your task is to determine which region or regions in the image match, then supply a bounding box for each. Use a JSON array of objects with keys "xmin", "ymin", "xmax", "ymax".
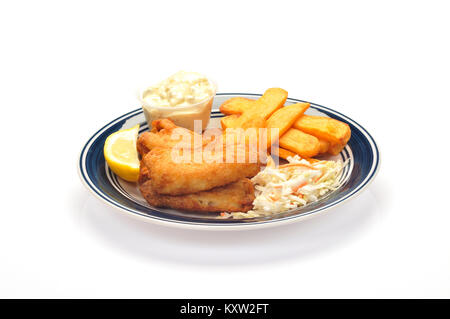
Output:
[
  {"xmin": 143, "ymin": 147, "xmax": 261, "ymax": 195},
  {"xmin": 137, "ymin": 118, "xmax": 261, "ymax": 200},
  {"xmin": 139, "ymin": 178, "xmax": 255, "ymax": 213},
  {"xmin": 137, "ymin": 119, "xmax": 203, "ymax": 156},
  {"xmin": 138, "ymin": 160, "xmax": 151, "ymax": 184}
]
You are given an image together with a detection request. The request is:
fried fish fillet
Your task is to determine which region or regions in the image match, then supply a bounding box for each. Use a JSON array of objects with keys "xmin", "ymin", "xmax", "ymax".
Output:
[
  {"xmin": 139, "ymin": 156, "xmax": 255, "ymax": 212},
  {"xmin": 138, "ymin": 159, "xmax": 151, "ymax": 184},
  {"xmin": 138, "ymin": 118, "xmax": 262, "ymax": 196},
  {"xmin": 143, "ymin": 147, "xmax": 261, "ymax": 195},
  {"xmin": 137, "ymin": 119, "xmax": 258, "ymax": 212},
  {"xmin": 137, "ymin": 119, "xmax": 204, "ymax": 156},
  {"xmin": 139, "ymin": 177, "xmax": 255, "ymax": 213}
]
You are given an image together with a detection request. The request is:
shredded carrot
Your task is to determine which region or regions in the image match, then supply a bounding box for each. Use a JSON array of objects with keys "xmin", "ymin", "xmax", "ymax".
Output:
[
  {"xmin": 314, "ymin": 170, "xmax": 325, "ymax": 183},
  {"xmin": 220, "ymin": 212, "xmax": 226, "ymax": 216},
  {"xmin": 279, "ymin": 163, "xmax": 318, "ymax": 170},
  {"xmin": 292, "ymin": 181, "xmax": 307, "ymax": 193},
  {"xmin": 269, "ymin": 194, "xmax": 281, "ymax": 201}
]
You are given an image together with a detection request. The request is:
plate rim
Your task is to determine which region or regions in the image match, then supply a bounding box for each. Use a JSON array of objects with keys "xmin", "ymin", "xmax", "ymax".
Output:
[{"xmin": 78, "ymin": 93, "xmax": 380, "ymax": 230}]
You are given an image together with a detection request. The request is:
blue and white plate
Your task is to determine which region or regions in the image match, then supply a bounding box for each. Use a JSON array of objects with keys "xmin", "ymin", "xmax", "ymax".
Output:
[{"xmin": 78, "ymin": 93, "xmax": 379, "ymax": 230}]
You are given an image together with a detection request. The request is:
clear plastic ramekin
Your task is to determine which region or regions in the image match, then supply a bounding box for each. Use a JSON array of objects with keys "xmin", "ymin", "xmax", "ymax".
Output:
[{"xmin": 138, "ymin": 78, "xmax": 217, "ymax": 132}]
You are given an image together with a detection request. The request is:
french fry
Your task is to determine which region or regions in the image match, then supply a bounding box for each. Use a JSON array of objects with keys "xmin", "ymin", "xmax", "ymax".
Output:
[
  {"xmin": 293, "ymin": 115, "xmax": 351, "ymax": 146},
  {"xmin": 256, "ymin": 88, "xmax": 289, "ymax": 119},
  {"xmin": 318, "ymin": 138, "xmax": 330, "ymax": 154},
  {"xmin": 274, "ymin": 134, "xmax": 344, "ymax": 157},
  {"xmin": 221, "ymin": 114, "xmax": 267, "ymax": 130},
  {"xmin": 221, "ymin": 114, "xmax": 238, "ymax": 129},
  {"xmin": 219, "ymin": 89, "xmax": 351, "ymax": 159},
  {"xmin": 219, "ymin": 97, "xmax": 254, "ymax": 115},
  {"xmin": 265, "ymin": 103, "xmax": 310, "ymax": 148},
  {"xmin": 220, "ymin": 88, "xmax": 288, "ymax": 130},
  {"xmin": 279, "ymin": 128, "xmax": 320, "ymax": 158},
  {"xmin": 327, "ymin": 142, "xmax": 346, "ymax": 155}
]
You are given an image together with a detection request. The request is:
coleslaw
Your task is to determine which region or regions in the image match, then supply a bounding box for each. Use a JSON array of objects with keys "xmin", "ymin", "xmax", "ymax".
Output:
[{"xmin": 219, "ymin": 155, "xmax": 348, "ymax": 219}]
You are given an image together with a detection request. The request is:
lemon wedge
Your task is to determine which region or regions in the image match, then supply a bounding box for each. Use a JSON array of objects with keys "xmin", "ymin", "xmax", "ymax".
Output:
[{"xmin": 103, "ymin": 124, "xmax": 140, "ymax": 182}]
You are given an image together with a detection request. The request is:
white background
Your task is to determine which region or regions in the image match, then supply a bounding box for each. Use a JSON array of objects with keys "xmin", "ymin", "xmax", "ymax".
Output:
[{"xmin": 1, "ymin": 0, "xmax": 449, "ymax": 298}]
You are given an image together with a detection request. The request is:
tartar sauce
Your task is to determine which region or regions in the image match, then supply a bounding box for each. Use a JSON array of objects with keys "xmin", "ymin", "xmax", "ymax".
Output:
[
  {"xmin": 142, "ymin": 71, "xmax": 215, "ymax": 107},
  {"xmin": 140, "ymin": 71, "xmax": 216, "ymax": 131}
]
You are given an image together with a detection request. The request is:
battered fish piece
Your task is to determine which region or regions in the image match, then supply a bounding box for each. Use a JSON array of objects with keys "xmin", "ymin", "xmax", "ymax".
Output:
[
  {"xmin": 137, "ymin": 119, "xmax": 200, "ymax": 156},
  {"xmin": 138, "ymin": 160, "xmax": 151, "ymax": 184},
  {"xmin": 137, "ymin": 119, "xmax": 259, "ymax": 212},
  {"xmin": 139, "ymin": 177, "xmax": 255, "ymax": 213},
  {"xmin": 137, "ymin": 118, "xmax": 216, "ymax": 156},
  {"xmin": 139, "ymin": 119, "xmax": 262, "ymax": 196},
  {"xmin": 143, "ymin": 147, "xmax": 261, "ymax": 195}
]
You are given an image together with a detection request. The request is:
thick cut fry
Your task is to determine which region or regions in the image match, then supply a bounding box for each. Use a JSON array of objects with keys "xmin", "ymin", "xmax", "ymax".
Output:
[
  {"xmin": 327, "ymin": 142, "xmax": 346, "ymax": 155},
  {"xmin": 294, "ymin": 115, "xmax": 351, "ymax": 146},
  {"xmin": 220, "ymin": 88, "xmax": 288, "ymax": 129},
  {"xmin": 220, "ymin": 114, "xmax": 238, "ymax": 130},
  {"xmin": 279, "ymin": 128, "xmax": 320, "ymax": 158},
  {"xmin": 219, "ymin": 97, "xmax": 255, "ymax": 115},
  {"xmin": 221, "ymin": 113, "xmax": 266, "ymax": 131},
  {"xmin": 318, "ymin": 138, "xmax": 330, "ymax": 154},
  {"xmin": 271, "ymin": 148, "xmax": 323, "ymax": 163},
  {"xmin": 265, "ymin": 103, "xmax": 310, "ymax": 148},
  {"xmin": 253, "ymin": 88, "xmax": 288, "ymax": 119}
]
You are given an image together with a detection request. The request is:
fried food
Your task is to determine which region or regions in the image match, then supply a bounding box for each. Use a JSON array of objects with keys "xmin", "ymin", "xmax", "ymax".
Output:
[
  {"xmin": 220, "ymin": 114, "xmax": 239, "ymax": 130},
  {"xmin": 137, "ymin": 119, "xmax": 259, "ymax": 212},
  {"xmin": 137, "ymin": 119, "xmax": 207, "ymax": 156},
  {"xmin": 279, "ymin": 128, "xmax": 320, "ymax": 158},
  {"xmin": 138, "ymin": 159, "xmax": 151, "ymax": 184},
  {"xmin": 221, "ymin": 114, "xmax": 266, "ymax": 130},
  {"xmin": 318, "ymin": 138, "xmax": 330, "ymax": 154},
  {"xmin": 273, "ymin": 139, "xmax": 333, "ymax": 159},
  {"xmin": 220, "ymin": 88, "xmax": 287, "ymax": 129},
  {"xmin": 327, "ymin": 142, "xmax": 346, "ymax": 155},
  {"xmin": 219, "ymin": 97, "xmax": 254, "ymax": 115},
  {"xmin": 265, "ymin": 103, "xmax": 310, "ymax": 148},
  {"xmin": 218, "ymin": 93, "xmax": 352, "ymax": 159},
  {"xmin": 143, "ymin": 147, "xmax": 261, "ymax": 195},
  {"xmin": 139, "ymin": 178, "xmax": 255, "ymax": 213},
  {"xmin": 294, "ymin": 115, "xmax": 351, "ymax": 146},
  {"xmin": 138, "ymin": 119, "xmax": 261, "ymax": 196}
]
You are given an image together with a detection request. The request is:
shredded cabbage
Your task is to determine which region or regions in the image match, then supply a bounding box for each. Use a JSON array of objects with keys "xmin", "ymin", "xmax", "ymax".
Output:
[{"xmin": 219, "ymin": 155, "xmax": 348, "ymax": 219}]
